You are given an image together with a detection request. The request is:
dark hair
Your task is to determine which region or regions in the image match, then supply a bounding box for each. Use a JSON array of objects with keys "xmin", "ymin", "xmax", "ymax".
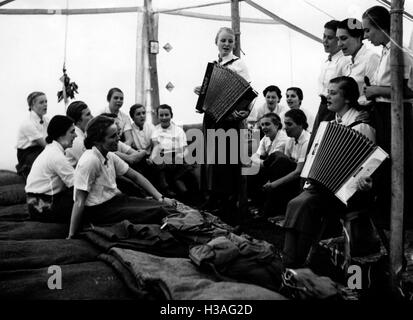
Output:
[
  {"xmin": 100, "ymin": 112, "xmax": 117, "ymax": 119},
  {"xmin": 157, "ymin": 104, "xmax": 173, "ymax": 117},
  {"xmin": 106, "ymin": 87, "xmax": 123, "ymax": 102},
  {"xmin": 329, "ymin": 76, "xmax": 360, "ymax": 110},
  {"xmin": 84, "ymin": 115, "xmax": 115, "ymax": 149},
  {"xmin": 337, "ymin": 18, "xmax": 364, "ymax": 39},
  {"xmin": 284, "ymin": 109, "xmax": 308, "ymax": 130},
  {"xmin": 215, "ymin": 27, "xmax": 235, "ymax": 45},
  {"xmin": 263, "ymin": 85, "xmax": 282, "ymax": 101},
  {"xmin": 260, "ymin": 112, "xmax": 282, "ymax": 130},
  {"xmin": 45, "ymin": 115, "xmax": 73, "ymax": 144},
  {"xmin": 129, "ymin": 103, "xmax": 145, "ymax": 119},
  {"xmin": 286, "ymin": 87, "xmax": 304, "ymax": 101},
  {"xmin": 27, "ymin": 91, "xmax": 45, "ymax": 111},
  {"xmin": 324, "ymin": 20, "xmax": 340, "ymax": 32},
  {"xmin": 362, "ymin": 6, "xmax": 390, "ymax": 33},
  {"xmin": 66, "ymin": 101, "xmax": 88, "ymax": 124}
]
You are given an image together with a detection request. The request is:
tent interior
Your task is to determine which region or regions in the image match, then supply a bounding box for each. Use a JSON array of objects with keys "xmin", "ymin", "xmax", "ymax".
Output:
[{"xmin": 1, "ymin": 0, "xmax": 413, "ymax": 171}]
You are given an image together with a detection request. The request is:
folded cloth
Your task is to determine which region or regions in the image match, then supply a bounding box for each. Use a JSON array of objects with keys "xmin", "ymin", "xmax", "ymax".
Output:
[
  {"xmin": 0, "ymin": 204, "xmax": 30, "ymax": 221},
  {"xmin": 0, "ymin": 261, "xmax": 134, "ymax": 300},
  {"xmin": 0, "ymin": 239, "xmax": 100, "ymax": 271},
  {"xmin": 109, "ymin": 247, "xmax": 286, "ymax": 300},
  {"xmin": 0, "ymin": 221, "xmax": 68, "ymax": 240},
  {"xmin": 81, "ymin": 220, "xmax": 188, "ymax": 258}
]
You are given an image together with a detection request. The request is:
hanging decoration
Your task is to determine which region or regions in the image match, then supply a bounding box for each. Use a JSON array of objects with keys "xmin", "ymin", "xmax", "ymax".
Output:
[
  {"xmin": 165, "ymin": 82, "xmax": 175, "ymax": 92},
  {"xmin": 163, "ymin": 43, "xmax": 173, "ymax": 52},
  {"xmin": 57, "ymin": 67, "xmax": 78, "ymax": 103}
]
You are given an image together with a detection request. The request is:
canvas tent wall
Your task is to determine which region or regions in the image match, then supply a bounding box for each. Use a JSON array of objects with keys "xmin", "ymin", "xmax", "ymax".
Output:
[{"xmin": 0, "ymin": 0, "xmax": 412, "ymax": 170}]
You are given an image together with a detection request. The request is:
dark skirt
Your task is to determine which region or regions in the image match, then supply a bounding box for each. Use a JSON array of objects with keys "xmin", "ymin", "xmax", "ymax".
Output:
[
  {"xmin": 84, "ymin": 194, "xmax": 175, "ymax": 226},
  {"xmin": 16, "ymin": 146, "xmax": 44, "ymax": 179},
  {"xmin": 201, "ymin": 114, "xmax": 243, "ymax": 196},
  {"xmin": 27, "ymin": 187, "xmax": 74, "ymax": 223}
]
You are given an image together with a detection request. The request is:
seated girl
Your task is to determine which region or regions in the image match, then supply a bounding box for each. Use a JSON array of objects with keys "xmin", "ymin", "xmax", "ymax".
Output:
[
  {"xmin": 25, "ymin": 115, "xmax": 76, "ymax": 222},
  {"xmin": 248, "ymin": 113, "xmax": 289, "ymax": 204},
  {"xmin": 67, "ymin": 115, "xmax": 177, "ymax": 239},
  {"xmin": 16, "ymin": 91, "xmax": 49, "ymax": 179},
  {"xmin": 148, "ymin": 104, "xmax": 197, "ymax": 198},
  {"xmin": 257, "ymin": 109, "xmax": 311, "ymax": 218}
]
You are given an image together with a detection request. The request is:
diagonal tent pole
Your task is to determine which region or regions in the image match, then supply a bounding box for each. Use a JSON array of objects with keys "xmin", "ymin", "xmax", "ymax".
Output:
[
  {"xmin": 0, "ymin": 0, "xmax": 15, "ymax": 7},
  {"xmin": 244, "ymin": 0, "xmax": 322, "ymax": 44},
  {"xmin": 389, "ymin": 0, "xmax": 405, "ymax": 297}
]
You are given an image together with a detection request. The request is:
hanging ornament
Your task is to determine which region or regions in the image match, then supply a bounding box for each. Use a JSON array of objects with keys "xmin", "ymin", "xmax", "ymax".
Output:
[
  {"xmin": 163, "ymin": 43, "xmax": 173, "ymax": 52},
  {"xmin": 57, "ymin": 67, "xmax": 78, "ymax": 103},
  {"xmin": 165, "ymin": 82, "xmax": 175, "ymax": 92}
]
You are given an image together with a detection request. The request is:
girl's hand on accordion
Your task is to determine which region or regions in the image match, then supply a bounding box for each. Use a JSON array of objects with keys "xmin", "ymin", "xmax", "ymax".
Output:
[
  {"xmin": 231, "ymin": 110, "xmax": 249, "ymax": 120},
  {"xmin": 356, "ymin": 176, "xmax": 373, "ymax": 192}
]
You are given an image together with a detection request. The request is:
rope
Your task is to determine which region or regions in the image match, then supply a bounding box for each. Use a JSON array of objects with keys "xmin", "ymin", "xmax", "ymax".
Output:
[
  {"xmin": 63, "ymin": 0, "xmax": 69, "ymax": 70},
  {"xmin": 301, "ymin": 0, "xmax": 336, "ymax": 19}
]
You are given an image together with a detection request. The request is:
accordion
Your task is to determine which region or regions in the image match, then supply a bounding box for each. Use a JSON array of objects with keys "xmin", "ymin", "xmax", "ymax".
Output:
[
  {"xmin": 301, "ymin": 121, "xmax": 389, "ymax": 204},
  {"xmin": 196, "ymin": 62, "xmax": 257, "ymax": 123}
]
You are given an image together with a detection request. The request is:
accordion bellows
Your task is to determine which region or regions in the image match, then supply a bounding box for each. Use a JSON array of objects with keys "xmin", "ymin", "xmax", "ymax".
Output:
[
  {"xmin": 196, "ymin": 62, "xmax": 257, "ymax": 123},
  {"xmin": 301, "ymin": 121, "xmax": 389, "ymax": 204}
]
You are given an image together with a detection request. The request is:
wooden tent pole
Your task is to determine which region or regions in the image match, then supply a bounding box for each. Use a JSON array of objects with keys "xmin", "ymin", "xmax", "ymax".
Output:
[
  {"xmin": 231, "ymin": 0, "xmax": 241, "ymax": 56},
  {"xmin": 144, "ymin": 0, "xmax": 160, "ymax": 125},
  {"xmin": 389, "ymin": 0, "xmax": 405, "ymax": 295}
]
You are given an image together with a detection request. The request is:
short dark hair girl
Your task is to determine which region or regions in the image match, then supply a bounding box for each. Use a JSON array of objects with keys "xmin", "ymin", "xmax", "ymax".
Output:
[
  {"xmin": 106, "ymin": 88, "xmax": 123, "ymax": 102},
  {"xmin": 284, "ymin": 108, "xmax": 308, "ymax": 130},
  {"xmin": 362, "ymin": 6, "xmax": 390, "ymax": 33},
  {"xmin": 45, "ymin": 115, "xmax": 74, "ymax": 144},
  {"xmin": 263, "ymin": 85, "xmax": 282, "ymax": 101},
  {"xmin": 337, "ymin": 18, "xmax": 364, "ymax": 39},
  {"xmin": 84, "ymin": 115, "xmax": 115, "ymax": 149}
]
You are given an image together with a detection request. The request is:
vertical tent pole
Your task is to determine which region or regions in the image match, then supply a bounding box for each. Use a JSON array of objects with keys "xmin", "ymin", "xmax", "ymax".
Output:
[
  {"xmin": 231, "ymin": 0, "xmax": 247, "ymax": 221},
  {"xmin": 144, "ymin": 0, "xmax": 160, "ymax": 125},
  {"xmin": 389, "ymin": 0, "xmax": 405, "ymax": 295}
]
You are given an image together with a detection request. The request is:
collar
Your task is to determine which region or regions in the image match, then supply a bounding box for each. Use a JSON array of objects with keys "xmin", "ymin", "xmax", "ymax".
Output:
[
  {"xmin": 295, "ymin": 130, "xmax": 306, "ymax": 144},
  {"xmin": 30, "ymin": 110, "xmax": 44, "ymax": 124},
  {"xmin": 218, "ymin": 52, "xmax": 239, "ymax": 65},
  {"xmin": 74, "ymin": 126, "xmax": 85, "ymax": 138},
  {"xmin": 132, "ymin": 122, "xmax": 144, "ymax": 131},
  {"xmin": 351, "ymin": 44, "xmax": 365, "ymax": 64},
  {"xmin": 383, "ymin": 41, "xmax": 391, "ymax": 54},
  {"xmin": 326, "ymin": 49, "xmax": 344, "ymax": 62},
  {"xmin": 50, "ymin": 140, "xmax": 65, "ymax": 153},
  {"xmin": 335, "ymin": 108, "xmax": 357, "ymax": 126},
  {"xmin": 92, "ymin": 146, "xmax": 109, "ymax": 165}
]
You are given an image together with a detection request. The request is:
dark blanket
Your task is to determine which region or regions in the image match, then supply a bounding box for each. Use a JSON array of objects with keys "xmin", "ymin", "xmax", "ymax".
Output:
[
  {"xmin": 0, "ymin": 261, "xmax": 134, "ymax": 300},
  {"xmin": 0, "ymin": 221, "xmax": 68, "ymax": 240},
  {"xmin": 0, "ymin": 204, "xmax": 30, "ymax": 221},
  {"xmin": 81, "ymin": 220, "xmax": 188, "ymax": 258},
  {"xmin": 0, "ymin": 239, "xmax": 100, "ymax": 271}
]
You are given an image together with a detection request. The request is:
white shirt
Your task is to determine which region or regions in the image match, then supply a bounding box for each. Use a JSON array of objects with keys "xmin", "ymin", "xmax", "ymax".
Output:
[
  {"xmin": 100, "ymin": 106, "xmax": 132, "ymax": 135},
  {"xmin": 151, "ymin": 122, "xmax": 187, "ymax": 152},
  {"xmin": 25, "ymin": 141, "xmax": 74, "ymax": 195},
  {"xmin": 74, "ymin": 147, "xmax": 129, "ymax": 206},
  {"xmin": 218, "ymin": 52, "xmax": 251, "ymax": 82},
  {"xmin": 131, "ymin": 122, "xmax": 154, "ymax": 154},
  {"xmin": 335, "ymin": 108, "xmax": 376, "ymax": 143},
  {"xmin": 299, "ymin": 106, "xmax": 316, "ymax": 134},
  {"xmin": 248, "ymin": 102, "xmax": 289, "ymax": 125},
  {"xmin": 16, "ymin": 111, "xmax": 49, "ymax": 149},
  {"xmin": 285, "ymin": 130, "xmax": 311, "ymax": 163},
  {"xmin": 318, "ymin": 50, "xmax": 350, "ymax": 96},
  {"xmin": 342, "ymin": 44, "xmax": 380, "ymax": 103},
  {"xmin": 372, "ymin": 41, "xmax": 413, "ymax": 103},
  {"xmin": 65, "ymin": 126, "xmax": 86, "ymax": 167},
  {"xmin": 118, "ymin": 141, "xmax": 132, "ymax": 154},
  {"xmin": 251, "ymin": 130, "xmax": 289, "ymax": 165}
]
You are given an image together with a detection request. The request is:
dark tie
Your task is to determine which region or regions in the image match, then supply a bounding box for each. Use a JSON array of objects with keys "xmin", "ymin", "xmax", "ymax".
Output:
[{"xmin": 328, "ymin": 55, "xmax": 332, "ymax": 62}]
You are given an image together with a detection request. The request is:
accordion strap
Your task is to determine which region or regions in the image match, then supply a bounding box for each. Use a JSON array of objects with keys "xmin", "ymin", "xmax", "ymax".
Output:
[
  {"xmin": 347, "ymin": 120, "xmax": 371, "ymax": 128},
  {"xmin": 216, "ymin": 57, "xmax": 240, "ymax": 67}
]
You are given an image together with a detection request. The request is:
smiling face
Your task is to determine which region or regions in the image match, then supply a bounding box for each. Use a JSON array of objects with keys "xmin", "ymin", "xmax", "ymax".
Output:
[
  {"xmin": 337, "ymin": 28, "xmax": 362, "ymax": 57},
  {"xmin": 260, "ymin": 117, "xmax": 279, "ymax": 139},
  {"xmin": 326, "ymin": 82, "xmax": 348, "ymax": 115},
  {"xmin": 58, "ymin": 124, "xmax": 77, "ymax": 150},
  {"xmin": 362, "ymin": 18, "xmax": 387, "ymax": 47},
  {"xmin": 99, "ymin": 124, "xmax": 119, "ymax": 153},
  {"xmin": 31, "ymin": 94, "xmax": 48, "ymax": 117},
  {"xmin": 286, "ymin": 90, "xmax": 301, "ymax": 109},
  {"xmin": 158, "ymin": 108, "xmax": 172, "ymax": 129},
  {"xmin": 216, "ymin": 30, "xmax": 235, "ymax": 58},
  {"xmin": 132, "ymin": 106, "xmax": 146, "ymax": 128},
  {"xmin": 323, "ymin": 27, "xmax": 339, "ymax": 54},
  {"xmin": 264, "ymin": 91, "xmax": 280, "ymax": 110},
  {"xmin": 108, "ymin": 91, "xmax": 124, "ymax": 113}
]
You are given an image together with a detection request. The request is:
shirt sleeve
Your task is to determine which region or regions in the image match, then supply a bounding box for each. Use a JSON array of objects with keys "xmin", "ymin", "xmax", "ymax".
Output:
[
  {"xmin": 353, "ymin": 123, "xmax": 376, "ymax": 144},
  {"xmin": 111, "ymin": 153, "xmax": 129, "ymax": 176},
  {"xmin": 298, "ymin": 140, "xmax": 309, "ymax": 163},
  {"xmin": 74, "ymin": 154, "xmax": 99, "ymax": 192},
  {"xmin": 52, "ymin": 153, "xmax": 75, "ymax": 188},
  {"xmin": 365, "ymin": 52, "xmax": 380, "ymax": 83},
  {"xmin": 121, "ymin": 113, "xmax": 132, "ymax": 132},
  {"xmin": 22, "ymin": 121, "xmax": 43, "ymax": 142},
  {"xmin": 229, "ymin": 59, "xmax": 251, "ymax": 82}
]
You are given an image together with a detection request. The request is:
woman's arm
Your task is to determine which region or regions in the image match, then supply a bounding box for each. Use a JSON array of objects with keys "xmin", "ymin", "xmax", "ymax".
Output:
[
  {"xmin": 123, "ymin": 130, "xmax": 134, "ymax": 146},
  {"xmin": 263, "ymin": 162, "xmax": 304, "ymax": 191},
  {"xmin": 124, "ymin": 168, "xmax": 177, "ymax": 206},
  {"xmin": 67, "ymin": 189, "xmax": 88, "ymax": 239}
]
